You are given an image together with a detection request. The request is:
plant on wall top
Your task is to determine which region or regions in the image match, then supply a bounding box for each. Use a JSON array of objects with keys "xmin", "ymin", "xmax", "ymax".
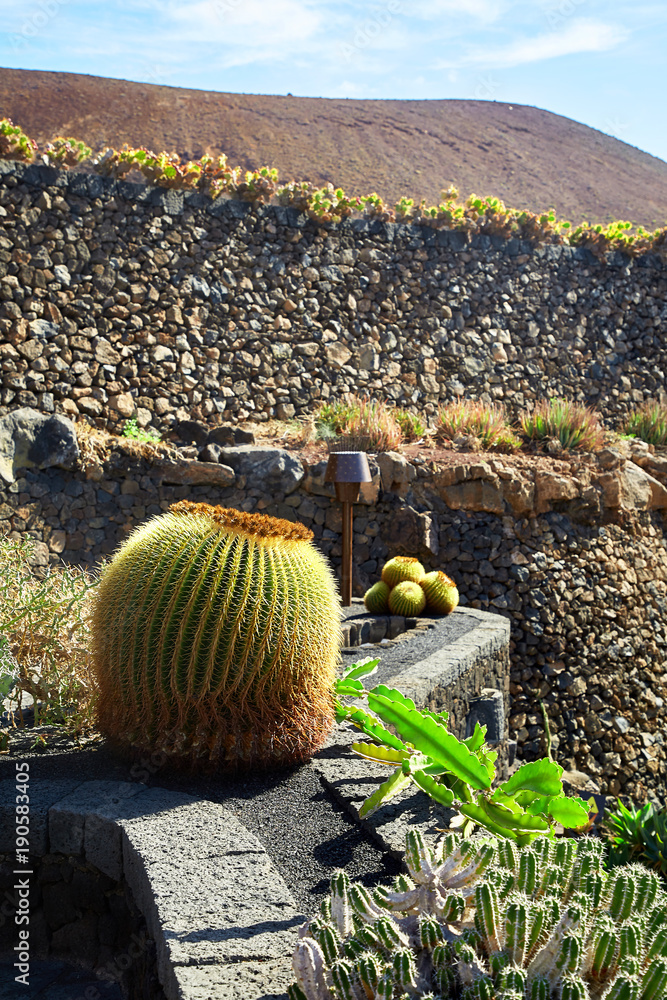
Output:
[{"xmin": 334, "ymin": 658, "xmax": 593, "ymax": 845}]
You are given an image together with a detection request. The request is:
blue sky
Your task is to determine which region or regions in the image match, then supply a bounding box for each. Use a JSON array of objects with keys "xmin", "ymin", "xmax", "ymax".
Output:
[{"xmin": 1, "ymin": 0, "xmax": 666, "ymax": 164}]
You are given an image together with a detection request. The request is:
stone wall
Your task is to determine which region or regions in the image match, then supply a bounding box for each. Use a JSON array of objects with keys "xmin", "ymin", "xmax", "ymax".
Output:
[
  {"xmin": 0, "ymin": 159, "xmax": 666, "ymax": 435},
  {"xmin": 2, "ymin": 432, "xmax": 667, "ymax": 804},
  {"xmin": 0, "ymin": 852, "xmax": 163, "ymax": 998}
]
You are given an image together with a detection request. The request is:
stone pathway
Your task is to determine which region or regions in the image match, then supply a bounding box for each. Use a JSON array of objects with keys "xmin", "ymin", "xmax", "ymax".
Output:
[{"xmin": 0, "ymin": 958, "xmax": 122, "ymax": 999}]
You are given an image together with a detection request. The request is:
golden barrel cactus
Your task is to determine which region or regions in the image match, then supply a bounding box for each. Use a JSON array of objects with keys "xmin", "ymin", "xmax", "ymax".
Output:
[{"xmin": 91, "ymin": 501, "xmax": 342, "ymax": 769}]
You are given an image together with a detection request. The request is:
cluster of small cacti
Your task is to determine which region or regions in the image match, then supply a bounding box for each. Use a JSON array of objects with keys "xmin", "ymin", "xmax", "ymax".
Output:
[
  {"xmin": 289, "ymin": 830, "xmax": 667, "ymax": 1000},
  {"xmin": 91, "ymin": 501, "xmax": 341, "ymax": 769},
  {"xmin": 363, "ymin": 556, "xmax": 459, "ymax": 618}
]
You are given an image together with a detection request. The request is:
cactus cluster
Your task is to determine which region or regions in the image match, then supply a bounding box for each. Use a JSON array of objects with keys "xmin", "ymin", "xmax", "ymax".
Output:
[
  {"xmin": 363, "ymin": 558, "xmax": 459, "ymax": 618},
  {"xmin": 91, "ymin": 501, "xmax": 342, "ymax": 769},
  {"xmin": 289, "ymin": 829, "xmax": 667, "ymax": 1000}
]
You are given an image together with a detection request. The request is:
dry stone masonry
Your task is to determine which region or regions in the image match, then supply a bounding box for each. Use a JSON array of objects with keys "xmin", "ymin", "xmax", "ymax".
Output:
[
  {"xmin": 1, "ymin": 160, "xmax": 667, "ymax": 808},
  {"xmin": 0, "ymin": 159, "xmax": 665, "ymax": 433}
]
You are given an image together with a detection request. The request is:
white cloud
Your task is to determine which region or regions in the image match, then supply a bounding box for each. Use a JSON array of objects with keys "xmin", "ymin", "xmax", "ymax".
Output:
[
  {"xmin": 436, "ymin": 18, "xmax": 628, "ymax": 69},
  {"xmin": 167, "ymin": 0, "xmax": 322, "ymax": 51},
  {"xmin": 411, "ymin": 0, "xmax": 506, "ymax": 21}
]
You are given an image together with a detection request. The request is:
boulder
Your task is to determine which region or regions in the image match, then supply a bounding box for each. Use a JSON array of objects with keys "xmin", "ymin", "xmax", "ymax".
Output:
[
  {"xmin": 382, "ymin": 505, "xmax": 439, "ymax": 558},
  {"xmin": 217, "ymin": 446, "xmax": 304, "ymax": 495},
  {"xmin": 0, "ymin": 408, "xmax": 79, "ymax": 484},
  {"xmin": 534, "ymin": 470, "xmax": 580, "ymax": 514},
  {"xmin": 376, "ymin": 451, "xmax": 416, "ymax": 497}
]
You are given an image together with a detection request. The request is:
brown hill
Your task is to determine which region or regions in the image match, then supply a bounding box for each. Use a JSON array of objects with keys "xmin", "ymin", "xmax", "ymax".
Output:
[{"xmin": 1, "ymin": 67, "xmax": 666, "ymax": 229}]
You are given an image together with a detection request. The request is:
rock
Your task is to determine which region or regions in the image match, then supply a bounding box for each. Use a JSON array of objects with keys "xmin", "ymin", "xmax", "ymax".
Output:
[
  {"xmin": 109, "ymin": 393, "xmax": 135, "ymax": 419},
  {"xmin": 302, "ymin": 460, "xmax": 335, "ymax": 499},
  {"xmin": 534, "ymin": 470, "xmax": 580, "ymax": 514},
  {"xmin": 93, "ymin": 338, "xmax": 122, "ymax": 365},
  {"xmin": 376, "ymin": 451, "xmax": 416, "ymax": 497},
  {"xmin": 619, "ymin": 463, "xmax": 653, "ymax": 511},
  {"xmin": 199, "ymin": 442, "xmax": 223, "ymax": 463},
  {"xmin": 325, "ymin": 342, "xmax": 352, "ymax": 368},
  {"xmin": 382, "ymin": 505, "xmax": 439, "ymax": 558},
  {"xmin": 156, "ymin": 460, "xmax": 235, "ymax": 487},
  {"xmin": 174, "ymin": 419, "xmax": 210, "ymax": 446},
  {"xmin": 217, "ymin": 446, "xmax": 304, "ymax": 495},
  {"xmin": 0, "ymin": 408, "xmax": 79, "ymax": 485}
]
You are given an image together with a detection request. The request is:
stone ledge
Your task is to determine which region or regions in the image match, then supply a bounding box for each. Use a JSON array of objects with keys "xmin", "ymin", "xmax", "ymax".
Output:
[
  {"xmin": 315, "ymin": 605, "xmax": 510, "ymax": 858},
  {"xmin": 0, "ymin": 780, "xmax": 303, "ymax": 1000}
]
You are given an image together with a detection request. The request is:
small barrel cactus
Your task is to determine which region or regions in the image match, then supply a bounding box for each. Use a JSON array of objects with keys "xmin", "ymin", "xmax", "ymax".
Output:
[
  {"xmin": 388, "ymin": 580, "xmax": 427, "ymax": 616},
  {"xmin": 91, "ymin": 501, "xmax": 342, "ymax": 769},
  {"xmin": 364, "ymin": 581, "xmax": 391, "ymax": 614},
  {"xmin": 289, "ymin": 830, "xmax": 667, "ymax": 1000},
  {"xmin": 381, "ymin": 556, "xmax": 425, "ymax": 587},
  {"xmin": 422, "ymin": 570, "xmax": 459, "ymax": 615}
]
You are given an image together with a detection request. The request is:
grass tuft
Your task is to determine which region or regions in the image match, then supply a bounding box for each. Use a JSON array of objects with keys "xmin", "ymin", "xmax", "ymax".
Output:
[
  {"xmin": 436, "ymin": 400, "xmax": 521, "ymax": 453},
  {"xmin": 519, "ymin": 398, "xmax": 604, "ymax": 451},
  {"xmin": 0, "ymin": 533, "xmax": 99, "ymax": 738},
  {"xmin": 315, "ymin": 395, "xmax": 403, "ymax": 452},
  {"xmin": 623, "ymin": 400, "xmax": 667, "ymax": 446}
]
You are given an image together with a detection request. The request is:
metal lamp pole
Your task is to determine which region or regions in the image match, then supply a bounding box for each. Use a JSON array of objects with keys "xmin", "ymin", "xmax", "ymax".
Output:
[{"xmin": 324, "ymin": 451, "xmax": 372, "ymax": 607}]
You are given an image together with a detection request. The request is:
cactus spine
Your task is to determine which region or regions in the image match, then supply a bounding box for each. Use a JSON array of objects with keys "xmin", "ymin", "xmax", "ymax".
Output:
[
  {"xmin": 290, "ymin": 832, "xmax": 667, "ymax": 1000},
  {"xmin": 388, "ymin": 579, "xmax": 427, "ymax": 616},
  {"xmin": 363, "ymin": 580, "xmax": 391, "ymax": 614},
  {"xmin": 422, "ymin": 569, "xmax": 460, "ymax": 614},
  {"xmin": 91, "ymin": 501, "xmax": 342, "ymax": 768}
]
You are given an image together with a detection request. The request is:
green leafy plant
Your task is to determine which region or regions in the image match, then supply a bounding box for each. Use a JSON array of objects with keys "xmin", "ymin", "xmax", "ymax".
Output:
[
  {"xmin": 335, "ymin": 659, "xmax": 592, "ymax": 845},
  {"xmin": 437, "ymin": 401, "xmax": 521, "ymax": 453},
  {"xmin": 520, "ymin": 398, "xmax": 605, "ymax": 451},
  {"xmin": 603, "ymin": 799, "xmax": 667, "ymax": 876},
  {"xmin": 91, "ymin": 501, "xmax": 342, "ymax": 769},
  {"xmin": 0, "ymin": 533, "xmax": 98, "ymax": 736},
  {"xmin": 0, "ymin": 118, "xmax": 37, "ymax": 162},
  {"xmin": 44, "ymin": 137, "xmax": 92, "ymax": 167},
  {"xmin": 4, "ymin": 118, "xmax": 666, "ymax": 254},
  {"xmin": 623, "ymin": 400, "xmax": 667, "ymax": 447},
  {"xmin": 315, "ymin": 395, "xmax": 403, "ymax": 452},
  {"xmin": 290, "ymin": 829, "xmax": 667, "ymax": 1000},
  {"xmin": 121, "ymin": 417, "xmax": 162, "ymax": 444},
  {"xmin": 394, "ymin": 409, "xmax": 427, "ymax": 441}
]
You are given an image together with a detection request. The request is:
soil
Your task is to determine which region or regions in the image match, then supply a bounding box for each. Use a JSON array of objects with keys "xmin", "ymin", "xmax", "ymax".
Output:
[{"xmin": 2, "ymin": 67, "xmax": 667, "ymax": 227}]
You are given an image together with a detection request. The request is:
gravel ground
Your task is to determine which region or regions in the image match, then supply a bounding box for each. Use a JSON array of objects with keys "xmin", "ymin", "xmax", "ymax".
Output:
[{"xmin": 0, "ymin": 730, "xmax": 404, "ymax": 916}]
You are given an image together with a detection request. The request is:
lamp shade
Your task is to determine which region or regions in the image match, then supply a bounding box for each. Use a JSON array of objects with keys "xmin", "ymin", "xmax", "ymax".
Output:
[{"xmin": 324, "ymin": 451, "xmax": 372, "ymax": 484}]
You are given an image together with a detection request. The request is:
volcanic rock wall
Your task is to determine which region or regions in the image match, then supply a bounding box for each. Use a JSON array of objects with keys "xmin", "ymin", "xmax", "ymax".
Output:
[{"xmin": 0, "ymin": 159, "xmax": 666, "ymax": 434}]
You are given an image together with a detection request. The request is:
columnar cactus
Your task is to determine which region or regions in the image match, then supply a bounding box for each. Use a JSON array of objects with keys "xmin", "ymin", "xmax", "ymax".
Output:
[
  {"xmin": 91, "ymin": 501, "xmax": 342, "ymax": 768},
  {"xmin": 289, "ymin": 831, "xmax": 667, "ymax": 1000}
]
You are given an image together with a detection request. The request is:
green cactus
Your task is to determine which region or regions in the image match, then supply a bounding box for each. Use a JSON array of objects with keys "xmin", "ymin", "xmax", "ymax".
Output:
[
  {"xmin": 381, "ymin": 555, "xmax": 425, "ymax": 587},
  {"xmin": 91, "ymin": 501, "xmax": 342, "ymax": 768},
  {"xmin": 363, "ymin": 580, "xmax": 391, "ymax": 614},
  {"xmin": 421, "ymin": 569, "xmax": 460, "ymax": 614},
  {"xmin": 289, "ymin": 831, "xmax": 667, "ymax": 1000},
  {"xmin": 388, "ymin": 579, "xmax": 427, "ymax": 616}
]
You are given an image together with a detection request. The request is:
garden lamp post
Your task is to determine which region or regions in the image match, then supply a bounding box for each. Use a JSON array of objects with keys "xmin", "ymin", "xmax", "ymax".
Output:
[{"xmin": 325, "ymin": 450, "xmax": 372, "ymax": 607}]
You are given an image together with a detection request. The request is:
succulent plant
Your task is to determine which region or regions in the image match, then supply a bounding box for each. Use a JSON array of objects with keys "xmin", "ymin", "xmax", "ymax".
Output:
[
  {"xmin": 604, "ymin": 799, "xmax": 667, "ymax": 877},
  {"xmin": 335, "ymin": 659, "xmax": 592, "ymax": 844},
  {"xmin": 388, "ymin": 580, "xmax": 427, "ymax": 617},
  {"xmin": 364, "ymin": 581, "xmax": 391, "ymax": 614},
  {"xmin": 289, "ymin": 829, "xmax": 667, "ymax": 1000},
  {"xmin": 382, "ymin": 556, "xmax": 426, "ymax": 588},
  {"xmin": 422, "ymin": 571, "xmax": 460, "ymax": 615},
  {"xmin": 91, "ymin": 501, "xmax": 342, "ymax": 769}
]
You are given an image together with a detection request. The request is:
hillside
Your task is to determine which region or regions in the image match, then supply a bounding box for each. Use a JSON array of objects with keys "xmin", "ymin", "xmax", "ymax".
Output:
[{"xmin": 1, "ymin": 67, "xmax": 667, "ymax": 228}]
